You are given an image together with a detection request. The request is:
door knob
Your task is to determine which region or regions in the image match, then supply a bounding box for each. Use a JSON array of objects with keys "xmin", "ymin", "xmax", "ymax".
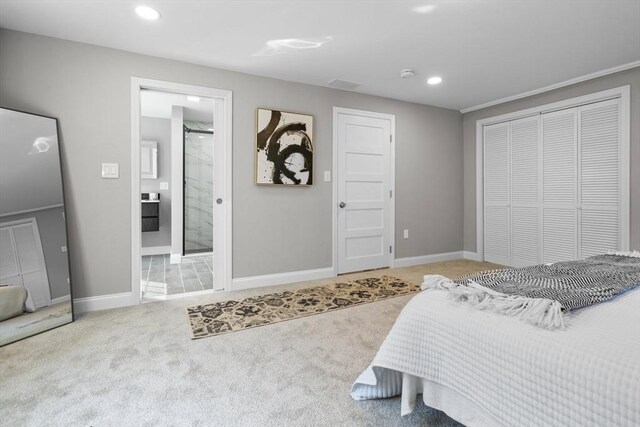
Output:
[
  {"xmin": 216, "ymin": 198, "xmax": 223, "ymax": 205},
  {"xmin": 339, "ymin": 202, "xmax": 346, "ymax": 208}
]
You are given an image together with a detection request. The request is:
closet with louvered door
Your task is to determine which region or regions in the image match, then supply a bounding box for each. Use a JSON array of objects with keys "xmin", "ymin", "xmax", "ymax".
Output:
[
  {"xmin": 578, "ymin": 99, "xmax": 621, "ymax": 257},
  {"xmin": 483, "ymin": 96, "xmax": 625, "ymax": 267},
  {"xmin": 510, "ymin": 116, "xmax": 540, "ymax": 267},
  {"xmin": 541, "ymin": 108, "xmax": 578, "ymax": 263},
  {"xmin": 483, "ymin": 122, "xmax": 510, "ymax": 265}
]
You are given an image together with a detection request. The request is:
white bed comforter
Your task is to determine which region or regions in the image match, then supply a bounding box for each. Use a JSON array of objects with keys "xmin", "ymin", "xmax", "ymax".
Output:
[{"xmin": 351, "ymin": 287, "xmax": 640, "ymax": 426}]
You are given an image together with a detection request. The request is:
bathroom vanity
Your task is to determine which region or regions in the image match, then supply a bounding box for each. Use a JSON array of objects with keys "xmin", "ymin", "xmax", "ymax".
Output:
[{"xmin": 141, "ymin": 193, "xmax": 160, "ymax": 232}]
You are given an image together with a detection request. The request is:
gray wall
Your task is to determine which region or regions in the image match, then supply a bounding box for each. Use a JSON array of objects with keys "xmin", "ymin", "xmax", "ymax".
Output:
[
  {"xmin": 463, "ymin": 68, "xmax": 640, "ymax": 253},
  {"xmin": 140, "ymin": 116, "xmax": 171, "ymax": 248},
  {"xmin": 0, "ymin": 29, "xmax": 463, "ymax": 299},
  {"xmin": 1, "ymin": 207, "xmax": 70, "ymax": 300}
]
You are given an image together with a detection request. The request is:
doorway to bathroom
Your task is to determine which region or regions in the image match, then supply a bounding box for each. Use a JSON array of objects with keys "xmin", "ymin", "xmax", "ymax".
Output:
[{"xmin": 131, "ymin": 78, "xmax": 232, "ymax": 305}]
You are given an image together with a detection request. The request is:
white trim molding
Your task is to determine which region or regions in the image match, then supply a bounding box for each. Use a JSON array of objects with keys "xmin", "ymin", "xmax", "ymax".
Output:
[
  {"xmin": 475, "ymin": 85, "xmax": 631, "ymax": 262},
  {"xmin": 394, "ymin": 251, "xmax": 465, "ymax": 268},
  {"xmin": 130, "ymin": 77, "xmax": 233, "ymax": 305},
  {"xmin": 73, "ymin": 292, "xmax": 132, "ymax": 314},
  {"xmin": 0, "ymin": 204, "xmax": 64, "ymax": 218},
  {"xmin": 461, "ymin": 61, "xmax": 640, "ymax": 113},
  {"xmin": 231, "ymin": 267, "xmax": 335, "ymax": 291},
  {"xmin": 462, "ymin": 251, "xmax": 480, "ymax": 261},
  {"xmin": 140, "ymin": 246, "xmax": 171, "ymax": 256},
  {"xmin": 51, "ymin": 295, "xmax": 71, "ymax": 305}
]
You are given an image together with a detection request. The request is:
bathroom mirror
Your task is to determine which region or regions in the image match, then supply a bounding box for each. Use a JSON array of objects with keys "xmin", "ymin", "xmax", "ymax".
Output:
[
  {"xmin": 0, "ymin": 107, "xmax": 73, "ymax": 346},
  {"xmin": 141, "ymin": 140, "xmax": 158, "ymax": 179}
]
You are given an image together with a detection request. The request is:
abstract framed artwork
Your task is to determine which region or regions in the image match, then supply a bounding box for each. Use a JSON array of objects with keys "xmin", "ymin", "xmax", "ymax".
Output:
[{"xmin": 256, "ymin": 108, "xmax": 313, "ymax": 185}]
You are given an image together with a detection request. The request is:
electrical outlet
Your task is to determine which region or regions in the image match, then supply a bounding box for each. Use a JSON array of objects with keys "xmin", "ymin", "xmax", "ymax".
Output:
[
  {"xmin": 160, "ymin": 182, "xmax": 169, "ymax": 190},
  {"xmin": 403, "ymin": 229, "xmax": 409, "ymax": 239}
]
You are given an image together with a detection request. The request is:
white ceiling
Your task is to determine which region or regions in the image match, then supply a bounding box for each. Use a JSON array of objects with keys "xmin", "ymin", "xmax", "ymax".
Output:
[
  {"xmin": 0, "ymin": 1, "xmax": 638, "ymax": 111},
  {"xmin": 141, "ymin": 90, "xmax": 214, "ymax": 123}
]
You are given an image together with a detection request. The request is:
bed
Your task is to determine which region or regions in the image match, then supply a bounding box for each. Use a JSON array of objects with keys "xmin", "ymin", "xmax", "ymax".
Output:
[
  {"xmin": 351, "ymin": 253, "xmax": 640, "ymax": 426},
  {"xmin": 0, "ymin": 285, "xmax": 36, "ymax": 321}
]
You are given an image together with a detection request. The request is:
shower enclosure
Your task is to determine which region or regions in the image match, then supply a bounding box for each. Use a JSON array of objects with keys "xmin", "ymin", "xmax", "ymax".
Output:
[{"xmin": 183, "ymin": 121, "xmax": 214, "ymax": 254}]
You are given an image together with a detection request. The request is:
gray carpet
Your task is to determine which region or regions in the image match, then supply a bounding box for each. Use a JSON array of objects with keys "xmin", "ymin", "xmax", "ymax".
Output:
[{"xmin": 0, "ymin": 261, "xmax": 499, "ymax": 426}]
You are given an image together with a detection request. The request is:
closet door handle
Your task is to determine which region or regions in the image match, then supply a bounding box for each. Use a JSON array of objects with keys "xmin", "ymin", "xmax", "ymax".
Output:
[{"xmin": 216, "ymin": 198, "xmax": 223, "ymax": 205}]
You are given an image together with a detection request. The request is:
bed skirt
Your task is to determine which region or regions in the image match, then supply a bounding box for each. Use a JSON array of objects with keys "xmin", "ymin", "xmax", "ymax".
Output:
[{"xmin": 401, "ymin": 373, "xmax": 501, "ymax": 426}]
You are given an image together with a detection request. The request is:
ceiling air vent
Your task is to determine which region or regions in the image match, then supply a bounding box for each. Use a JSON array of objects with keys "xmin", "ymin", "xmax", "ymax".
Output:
[{"xmin": 328, "ymin": 79, "xmax": 360, "ymax": 90}]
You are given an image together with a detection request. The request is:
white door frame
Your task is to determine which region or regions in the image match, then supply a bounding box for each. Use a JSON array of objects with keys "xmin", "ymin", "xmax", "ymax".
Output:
[
  {"xmin": 332, "ymin": 107, "xmax": 396, "ymax": 275},
  {"xmin": 130, "ymin": 77, "xmax": 233, "ymax": 305},
  {"xmin": 475, "ymin": 85, "xmax": 630, "ymax": 261}
]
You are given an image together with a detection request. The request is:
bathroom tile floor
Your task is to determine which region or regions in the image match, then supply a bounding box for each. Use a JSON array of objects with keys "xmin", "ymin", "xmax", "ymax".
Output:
[{"xmin": 141, "ymin": 254, "xmax": 213, "ymax": 300}]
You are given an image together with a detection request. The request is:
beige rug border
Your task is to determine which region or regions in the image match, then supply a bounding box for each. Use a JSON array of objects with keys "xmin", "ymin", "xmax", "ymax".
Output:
[{"xmin": 186, "ymin": 275, "xmax": 419, "ymax": 340}]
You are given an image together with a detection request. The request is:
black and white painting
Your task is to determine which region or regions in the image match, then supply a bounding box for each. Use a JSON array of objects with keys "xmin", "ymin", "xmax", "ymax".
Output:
[{"xmin": 256, "ymin": 108, "xmax": 313, "ymax": 185}]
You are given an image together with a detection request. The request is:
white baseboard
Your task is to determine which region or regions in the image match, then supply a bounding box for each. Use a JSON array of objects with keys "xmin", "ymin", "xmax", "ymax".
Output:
[
  {"xmin": 232, "ymin": 267, "xmax": 335, "ymax": 291},
  {"xmin": 463, "ymin": 251, "xmax": 480, "ymax": 261},
  {"xmin": 169, "ymin": 253, "xmax": 182, "ymax": 264},
  {"xmin": 73, "ymin": 292, "xmax": 132, "ymax": 314},
  {"xmin": 51, "ymin": 295, "xmax": 71, "ymax": 305},
  {"xmin": 394, "ymin": 251, "xmax": 465, "ymax": 268},
  {"xmin": 140, "ymin": 245, "xmax": 171, "ymax": 256}
]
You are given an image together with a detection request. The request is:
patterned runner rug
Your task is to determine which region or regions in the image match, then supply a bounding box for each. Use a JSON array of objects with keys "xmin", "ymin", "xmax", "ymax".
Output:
[{"xmin": 187, "ymin": 275, "xmax": 418, "ymax": 339}]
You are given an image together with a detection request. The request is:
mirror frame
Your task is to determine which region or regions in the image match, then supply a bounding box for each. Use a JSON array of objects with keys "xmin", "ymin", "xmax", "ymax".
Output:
[{"xmin": 0, "ymin": 106, "xmax": 75, "ymax": 346}]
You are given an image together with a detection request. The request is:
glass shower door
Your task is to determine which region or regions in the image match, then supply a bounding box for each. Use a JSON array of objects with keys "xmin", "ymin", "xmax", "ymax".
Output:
[{"xmin": 183, "ymin": 122, "xmax": 214, "ymax": 254}]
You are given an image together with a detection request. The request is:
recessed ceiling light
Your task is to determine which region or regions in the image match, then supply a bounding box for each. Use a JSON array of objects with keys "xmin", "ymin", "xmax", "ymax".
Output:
[
  {"xmin": 135, "ymin": 5, "xmax": 160, "ymax": 21},
  {"xmin": 198, "ymin": 136, "xmax": 204, "ymax": 139},
  {"xmin": 427, "ymin": 76, "xmax": 443, "ymax": 85},
  {"xmin": 207, "ymin": 128, "xmax": 214, "ymax": 131},
  {"xmin": 187, "ymin": 96, "xmax": 201, "ymax": 102}
]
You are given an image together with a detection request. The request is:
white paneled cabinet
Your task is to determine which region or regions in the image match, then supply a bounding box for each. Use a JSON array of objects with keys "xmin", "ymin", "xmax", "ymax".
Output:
[{"xmin": 483, "ymin": 97, "xmax": 625, "ymax": 267}]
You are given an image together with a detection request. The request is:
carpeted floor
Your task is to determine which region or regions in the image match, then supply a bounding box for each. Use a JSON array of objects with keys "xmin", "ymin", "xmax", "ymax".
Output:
[{"xmin": 0, "ymin": 260, "xmax": 501, "ymax": 427}]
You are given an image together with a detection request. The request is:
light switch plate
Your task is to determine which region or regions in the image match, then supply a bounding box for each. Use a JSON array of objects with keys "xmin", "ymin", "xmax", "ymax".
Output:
[
  {"xmin": 160, "ymin": 181, "xmax": 169, "ymax": 190},
  {"xmin": 324, "ymin": 171, "xmax": 331, "ymax": 182},
  {"xmin": 101, "ymin": 162, "xmax": 119, "ymax": 179},
  {"xmin": 403, "ymin": 229, "xmax": 409, "ymax": 239}
]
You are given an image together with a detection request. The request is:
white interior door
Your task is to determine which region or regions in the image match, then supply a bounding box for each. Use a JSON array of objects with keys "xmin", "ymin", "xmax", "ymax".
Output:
[
  {"xmin": 578, "ymin": 98, "xmax": 621, "ymax": 258},
  {"xmin": 483, "ymin": 122, "xmax": 510, "ymax": 265},
  {"xmin": 541, "ymin": 108, "xmax": 578, "ymax": 263},
  {"xmin": 336, "ymin": 110, "xmax": 393, "ymax": 274},
  {"xmin": 510, "ymin": 116, "xmax": 540, "ymax": 267},
  {"xmin": 0, "ymin": 219, "xmax": 51, "ymax": 308}
]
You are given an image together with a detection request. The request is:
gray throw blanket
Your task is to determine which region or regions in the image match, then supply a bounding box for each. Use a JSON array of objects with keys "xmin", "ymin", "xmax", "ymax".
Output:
[{"xmin": 423, "ymin": 252, "xmax": 640, "ymax": 329}]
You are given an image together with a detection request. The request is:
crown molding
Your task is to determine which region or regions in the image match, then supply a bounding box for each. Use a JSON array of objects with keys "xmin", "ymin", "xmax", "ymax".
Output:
[{"xmin": 460, "ymin": 61, "xmax": 640, "ymax": 114}]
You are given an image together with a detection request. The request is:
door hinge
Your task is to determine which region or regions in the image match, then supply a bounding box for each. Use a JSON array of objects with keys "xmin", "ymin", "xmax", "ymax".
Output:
[
  {"xmin": 389, "ymin": 245, "xmax": 393, "ymax": 254},
  {"xmin": 390, "ymin": 190, "xmax": 393, "ymax": 198},
  {"xmin": 390, "ymin": 135, "xmax": 393, "ymax": 143}
]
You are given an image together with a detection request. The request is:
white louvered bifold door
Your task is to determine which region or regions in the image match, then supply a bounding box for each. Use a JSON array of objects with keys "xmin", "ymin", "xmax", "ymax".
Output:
[
  {"xmin": 541, "ymin": 108, "xmax": 578, "ymax": 263},
  {"xmin": 578, "ymin": 99, "xmax": 621, "ymax": 257},
  {"xmin": 484, "ymin": 122, "xmax": 510, "ymax": 265},
  {"xmin": 510, "ymin": 116, "xmax": 540, "ymax": 267}
]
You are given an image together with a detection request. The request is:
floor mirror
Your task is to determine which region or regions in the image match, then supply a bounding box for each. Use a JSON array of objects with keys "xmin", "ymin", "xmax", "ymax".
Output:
[{"xmin": 0, "ymin": 107, "xmax": 74, "ymax": 346}]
